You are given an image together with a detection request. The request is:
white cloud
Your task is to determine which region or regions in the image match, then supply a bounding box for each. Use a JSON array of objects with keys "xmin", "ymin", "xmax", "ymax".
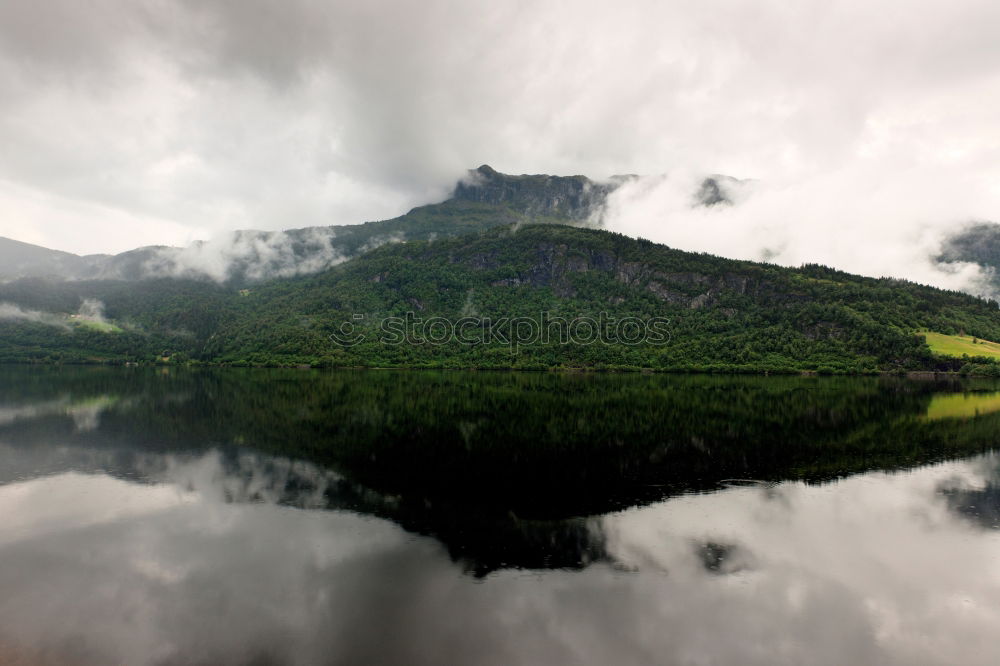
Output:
[
  {"xmin": 141, "ymin": 227, "xmax": 348, "ymax": 282},
  {"xmin": 0, "ymin": 0, "xmax": 998, "ymax": 288}
]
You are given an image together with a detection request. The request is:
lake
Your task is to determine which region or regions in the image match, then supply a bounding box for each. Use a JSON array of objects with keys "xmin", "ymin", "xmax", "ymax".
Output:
[{"xmin": 1, "ymin": 366, "xmax": 999, "ymax": 665}]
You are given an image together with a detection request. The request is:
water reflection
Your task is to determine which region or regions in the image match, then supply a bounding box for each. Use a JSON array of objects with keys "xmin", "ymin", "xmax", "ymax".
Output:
[
  {"xmin": 923, "ymin": 391, "xmax": 1000, "ymax": 421},
  {"xmin": 1, "ymin": 451, "xmax": 999, "ymax": 664},
  {"xmin": 2, "ymin": 367, "xmax": 1000, "ymax": 664}
]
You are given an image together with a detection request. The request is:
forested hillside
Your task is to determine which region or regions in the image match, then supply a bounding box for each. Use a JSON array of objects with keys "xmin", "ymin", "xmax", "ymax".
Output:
[
  {"xmin": 199, "ymin": 224, "xmax": 1000, "ymax": 372},
  {"xmin": 5, "ymin": 222, "xmax": 995, "ymax": 372},
  {"xmin": 3, "ymin": 167, "xmax": 1000, "ymax": 373}
]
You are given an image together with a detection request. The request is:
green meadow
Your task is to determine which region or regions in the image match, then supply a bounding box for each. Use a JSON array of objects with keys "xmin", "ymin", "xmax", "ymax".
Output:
[
  {"xmin": 74, "ymin": 319, "xmax": 123, "ymax": 334},
  {"xmin": 920, "ymin": 330, "xmax": 1000, "ymax": 360}
]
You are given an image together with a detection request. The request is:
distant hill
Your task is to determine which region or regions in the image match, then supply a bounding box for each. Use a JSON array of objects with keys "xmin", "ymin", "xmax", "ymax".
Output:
[{"xmin": 0, "ymin": 236, "xmax": 107, "ymax": 281}]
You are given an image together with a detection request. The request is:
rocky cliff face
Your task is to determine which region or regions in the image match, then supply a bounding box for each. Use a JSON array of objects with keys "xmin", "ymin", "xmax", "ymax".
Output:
[
  {"xmin": 465, "ymin": 239, "xmax": 763, "ymax": 308},
  {"xmin": 454, "ymin": 165, "xmax": 747, "ymax": 219},
  {"xmin": 452, "ymin": 165, "xmax": 624, "ymax": 222}
]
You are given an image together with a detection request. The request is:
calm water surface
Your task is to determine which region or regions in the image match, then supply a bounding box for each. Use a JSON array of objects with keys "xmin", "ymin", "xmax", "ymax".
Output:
[{"xmin": 1, "ymin": 367, "xmax": 1000, "ymax": 665}]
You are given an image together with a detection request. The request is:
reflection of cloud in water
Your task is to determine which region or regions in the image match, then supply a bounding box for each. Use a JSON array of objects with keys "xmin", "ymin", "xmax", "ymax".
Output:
[
  {"xmin": 600, "ymin": 455, "xmax": 1000, "ymax": 665},
  {"xmin": 0, "ymin": 399, "xmax": 68, "ymax": 425},
  {"xmin": 0, "ymin": 394, "xmax": 120, "ymax": 432},
  {"xmin": 1, "ymin": 455, "xmax": 1000, "ymax": 663},
  {"xmin": 136, "ymin": 450, "xmax": 345, "ymax": 509},
  {"xmin": 0, "ymin": 472, "xmax": 198, "ymax": 548}
]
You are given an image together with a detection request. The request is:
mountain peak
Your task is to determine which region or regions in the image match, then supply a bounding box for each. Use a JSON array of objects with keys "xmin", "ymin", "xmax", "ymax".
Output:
[{"xmin": 452, "ymin": 165, "xmax": 617, "ymax": 221}]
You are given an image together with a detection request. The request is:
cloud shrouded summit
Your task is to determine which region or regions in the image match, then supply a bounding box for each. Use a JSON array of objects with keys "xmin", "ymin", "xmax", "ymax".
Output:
[{"xmin": 1, "ymin": 0, "xmax": 1000, "ymax": 290}]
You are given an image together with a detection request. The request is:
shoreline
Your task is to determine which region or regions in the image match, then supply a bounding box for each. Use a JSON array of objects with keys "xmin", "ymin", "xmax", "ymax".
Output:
[{"xmin": 0, "ymin": 360, "xmax": 988, "ymax": 379}]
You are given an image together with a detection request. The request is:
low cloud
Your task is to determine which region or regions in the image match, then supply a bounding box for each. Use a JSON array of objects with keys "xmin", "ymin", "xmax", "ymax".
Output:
[
  {"xmin": 77, "ymin": 298, "xmax": 107, "ymax": 323},
  {"xmin": 0, "ymin": 302, "xmax": 68, "ymax": 328},
  {"xmin": 141, "ymin": 227, "xmax": 347, "ymax": 282},
  {"xmin": 603, "ymin": 163, "xmax": 1000, "ymax": 297}
]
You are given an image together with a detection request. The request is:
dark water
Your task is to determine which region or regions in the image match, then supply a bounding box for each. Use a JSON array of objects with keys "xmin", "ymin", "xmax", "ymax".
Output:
[{"xmin": 2, "ymin": 367, "xmax": 1000, "ymax": 664}]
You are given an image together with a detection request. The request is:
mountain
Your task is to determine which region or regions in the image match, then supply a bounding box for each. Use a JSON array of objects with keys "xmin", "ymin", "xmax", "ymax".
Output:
[
  {"xmin": 196, "ymin": 224, "xmax": 1000, "ymax": 372},
  {"xmin": 4, "ymin": 165, "xmax": 1000, "ymax": 373},
  {"xmin": 1, "ymin": 166, "xmax": 739, "ymax": 284},
  {"xmin": 4, "ymin": 221, "xmax": 998, "ymax": 372},
  {"xmin": 695, "ymin": 174, "xmax": 746, "ymax": 206},
  {"xmin": 0, "ymin": 166, "xmax": 627, "ymax": 284},
  {"xmin": 937, "ymin": 222, "xmax": 1000, "ymax": 289},
  {"xmin": 453, "ymin": 164, "xmax": 625, "ymax": 220},
  {"xmin": 0, "ymin": 236, "xmax": 107, "ymax": 281}
]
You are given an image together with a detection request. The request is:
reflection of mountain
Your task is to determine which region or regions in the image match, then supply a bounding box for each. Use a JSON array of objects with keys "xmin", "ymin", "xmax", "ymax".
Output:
[
  {"xmin": 0, "ymin": 443, "xmax": 610, "ymax": 576},
  {"xmin": 942, "ymin": 484, "xmax": 1000, "ymax": 529},
  {"xmin": 2, "ymin": 367, "xmax": 1000, "ymax": 574},
  {"xmin": 142, "ymin": 450, "xmax": 611, "ymax": 575},
  {"xmin": 3, "ymin": 450, "xmax": 998, "ymax": 665},
  {"xmin": 939, "ymin": 458, "xmax": 1000, "ymax": 530}
]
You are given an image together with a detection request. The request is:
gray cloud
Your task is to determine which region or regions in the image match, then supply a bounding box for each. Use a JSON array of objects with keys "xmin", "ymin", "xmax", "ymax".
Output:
[{"xmin": 0, "ymin": 0, "xmax": 999, "ymax": 290}]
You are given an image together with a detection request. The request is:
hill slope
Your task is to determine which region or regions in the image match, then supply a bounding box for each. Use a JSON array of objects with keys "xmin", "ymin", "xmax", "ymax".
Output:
[{"xmin": 196, "ymin": 224, "xmax": 1000, "ymax": 372}]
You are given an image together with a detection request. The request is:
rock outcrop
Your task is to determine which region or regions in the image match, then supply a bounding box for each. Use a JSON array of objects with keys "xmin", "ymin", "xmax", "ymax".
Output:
[{"xmin": 453, "ymin": 165, "xmax": 624, "ymax": 222}]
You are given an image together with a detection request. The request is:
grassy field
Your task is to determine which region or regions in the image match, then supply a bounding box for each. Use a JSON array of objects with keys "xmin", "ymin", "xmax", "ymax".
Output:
[
  {"xmin": 919, "ymin": 330, "xmax": 1000, "ymax": 360},
  {"xmin": 73, "ymin": 319, "xmax": 124, "ymax": 333}
]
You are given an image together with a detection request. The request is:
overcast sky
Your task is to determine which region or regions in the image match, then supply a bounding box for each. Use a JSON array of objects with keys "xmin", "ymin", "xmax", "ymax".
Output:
[{"xmin": 2, "ymin": 0, "xmax": 999, "ymax": 286}]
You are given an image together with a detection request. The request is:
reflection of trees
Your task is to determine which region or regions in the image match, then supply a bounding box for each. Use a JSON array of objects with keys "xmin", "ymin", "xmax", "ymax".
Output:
[{"xmin": 2, "ymin": 366, "xmax": 1000, "ymax": 574}]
